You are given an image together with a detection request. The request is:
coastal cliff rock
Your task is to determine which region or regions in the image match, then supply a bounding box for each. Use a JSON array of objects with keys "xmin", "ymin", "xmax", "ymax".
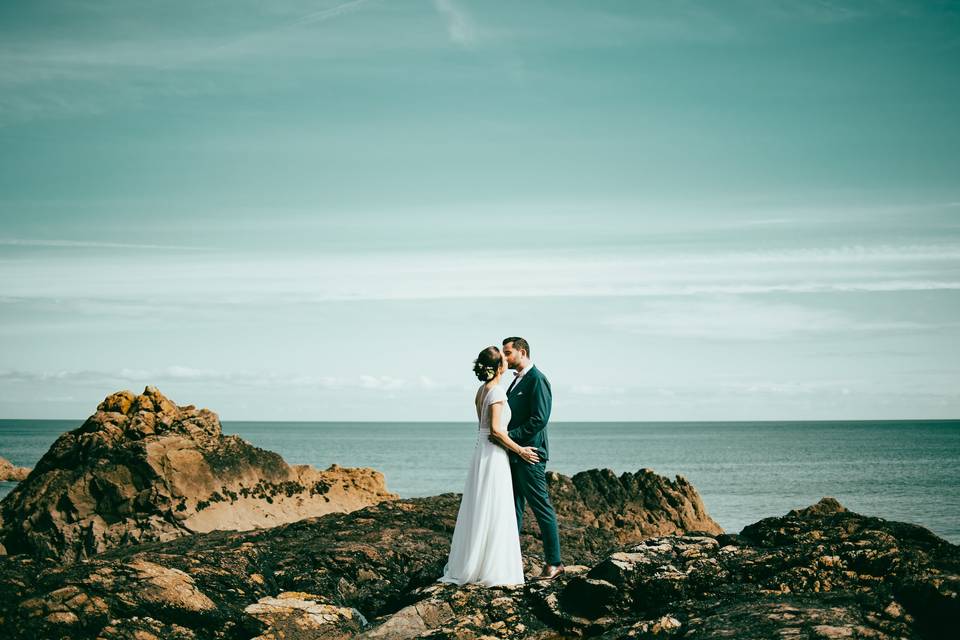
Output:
[
  {"xmin": 547, "ymin": 467, "xmax": 720, "ymax": 542},
  {"xmin": 0, "ymin": 467, "xmax": 723, "ymax": 639},
  {"xmin": 0, "ymin": 386, "xmax": 397, "ymax": 563},
  {"xmin": 0, "ymin": 456, "xmax": 30, "ymax": 482},
  {"xmin": 529, "ymin": 468, "xmax": 721, "ymax": 575}
]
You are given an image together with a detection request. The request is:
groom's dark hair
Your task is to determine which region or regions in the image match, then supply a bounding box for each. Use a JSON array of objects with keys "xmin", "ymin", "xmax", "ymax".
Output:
[{"xmin": 503, "ymin": 336, "xmax": 530, "ymax": 358}]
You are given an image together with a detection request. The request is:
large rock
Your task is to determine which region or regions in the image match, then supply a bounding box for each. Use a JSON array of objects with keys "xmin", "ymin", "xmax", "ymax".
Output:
[
  {"xmin": 0, "ymin": 466, "xmax": 722, "ymax": 639},
  {"xmin": 544, "ymin": 496, "xmax": 958, "ymax": 639},
  {"xmin": 525, "ymin": 468, "xmax": 721, "ymax": 575},
  {"xmin": 0, "ymin": 456, "xmax": 30, "ymax": 482},
  {"xmin": 547, "ymin": 467, "xmax": 721, "ymax": 540},
  {"xmin": 0, "ymin": 386, "xmax": 397, "ymax": 563}
]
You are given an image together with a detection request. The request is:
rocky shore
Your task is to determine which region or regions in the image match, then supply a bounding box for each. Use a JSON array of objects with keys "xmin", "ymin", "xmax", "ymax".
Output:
[
  {"xmin": 0, "ymin": 389, "xmax": 956, "ymax": 639},
  {"xmin": 0, "ymin": 462, "xmax": 724, "ymax": 639},
  {"xmin": 0, "ymin": 488, "xmax": 956, "ymax": 639}
]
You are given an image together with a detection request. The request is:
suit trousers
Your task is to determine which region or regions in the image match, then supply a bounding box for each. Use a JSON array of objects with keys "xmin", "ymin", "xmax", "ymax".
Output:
[{"xmin": 510, "ymin": 459, "xmax": 562, "ymax": 566}]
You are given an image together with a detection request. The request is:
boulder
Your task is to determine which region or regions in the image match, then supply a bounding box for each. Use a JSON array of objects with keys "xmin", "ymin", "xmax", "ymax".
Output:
[
  {"xmin": 0, "ymin": 456, "xmax": 30, "ymax": 482},
  {"xmin": 0, "ymin": 387, "xmax": 397, "ymax": 563}
]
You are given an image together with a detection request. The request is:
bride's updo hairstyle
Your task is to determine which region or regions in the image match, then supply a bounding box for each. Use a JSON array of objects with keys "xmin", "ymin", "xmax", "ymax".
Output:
[{"xmin": 472, "ymin": 346, "xmax": 502, "ymax": 382}]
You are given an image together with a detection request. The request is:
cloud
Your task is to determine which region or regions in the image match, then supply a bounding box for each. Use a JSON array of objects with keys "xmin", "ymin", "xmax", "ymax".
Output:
[
  {"xmin": 292, "ymin": 0, "xmax": 375, "ymax": 26},
  {"xmin": 603, "ymin": 298, "xmax": 948, "ymax": 340},
  {"xmin": 0, "ymin": 0, "xmax": 383, "ymax": 125},
  {"xmin": 0, "ymin": 367, "xmax": 457, "ymax": 392},
  {"xmin": 432, "ymin": 0, "xmax": 477, "ymax": 47},
  {"xmin": 0, "ymin": 1, "xmax": 378, "ymax": 76},
  {"xmin": 719, "ymin": 380, "xmax": 856, "ymax": 396},
  {"xmin": 1, "ymin": 243, "xmax": 959, "ymax": 307},
  {"xmin": 753, "ymin": 0, "xmax": 871, "ymax": 24},
  {"xmin": 358, "ymin": 375, "xmax": 407, "ymax": 391},
  {"xmin": 204, "ymin": 0, "xmax": 377, "ymax": 61},
  {"xmin": 570, "ymin": 384, "xmax": 627, "ymax": 397},
  {"xmin": 0, "ymin": 238, "xmax": 209, "ymax": 251}
]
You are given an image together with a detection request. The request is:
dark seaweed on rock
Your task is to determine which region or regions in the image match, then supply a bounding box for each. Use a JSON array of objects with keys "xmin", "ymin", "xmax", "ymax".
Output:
[
  {"xmin": 0, "ymin": 466, "xmax": 723, "ymax": 639},
  {"xmin": 2, "ymin": 472, "xmax": 956, "ymax": 638}
]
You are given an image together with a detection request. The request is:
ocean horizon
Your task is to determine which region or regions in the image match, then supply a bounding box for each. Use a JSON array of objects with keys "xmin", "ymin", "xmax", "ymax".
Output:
[{"xmin": 2, "ymin": 418, "xmax": 958, "ymax": 544}]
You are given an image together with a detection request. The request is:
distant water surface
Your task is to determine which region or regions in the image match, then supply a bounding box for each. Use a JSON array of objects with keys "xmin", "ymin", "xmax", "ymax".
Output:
[{"xmin": 1, "ymin": 420, "xmax": 957, "ymax": 543}]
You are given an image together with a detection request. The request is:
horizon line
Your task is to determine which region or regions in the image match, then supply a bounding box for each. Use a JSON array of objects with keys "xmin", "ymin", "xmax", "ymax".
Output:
[{"xmin": 1, "ymin": 417, "xmax": 958, "ymax": 425}]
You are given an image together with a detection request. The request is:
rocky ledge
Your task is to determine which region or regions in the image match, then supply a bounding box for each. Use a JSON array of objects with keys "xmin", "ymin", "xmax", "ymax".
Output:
[
  {"xmin": 0, "ymin": 387, "xmax": 397, "ymax": 563},
  {"xmin": 0, "ymin": 484, "xmax": 956, "ymax": 639},
  {"xmin": 0, "ymin": 466, "xmax": 723, "ymax": 639},
  {"xmin": 0, "ymin": 456, "xmax": 30, "ymax": 482}
]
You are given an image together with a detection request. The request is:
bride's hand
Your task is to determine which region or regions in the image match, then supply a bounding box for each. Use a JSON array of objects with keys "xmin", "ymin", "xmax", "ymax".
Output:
[{"xmin": 518, "ymin": 446, "xmax": 540, "ymax": 464}]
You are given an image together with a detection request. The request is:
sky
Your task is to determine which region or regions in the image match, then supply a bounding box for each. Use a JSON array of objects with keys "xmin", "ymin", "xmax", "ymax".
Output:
[{"xmin": 1, "ymin": 0, "xmax": 958, "ymax": 421}]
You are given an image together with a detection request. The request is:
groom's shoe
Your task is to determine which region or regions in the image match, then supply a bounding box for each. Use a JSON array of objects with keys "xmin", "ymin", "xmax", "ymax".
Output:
[{"xmin": 535, "ymin": 564, "xmax": 565, "ymax": 581}]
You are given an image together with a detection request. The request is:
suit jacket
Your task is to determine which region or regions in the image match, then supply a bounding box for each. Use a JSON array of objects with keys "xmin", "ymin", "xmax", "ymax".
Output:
[{"xmin": 506, "ymin": 364, "xmax": 552, "ymax": 463}]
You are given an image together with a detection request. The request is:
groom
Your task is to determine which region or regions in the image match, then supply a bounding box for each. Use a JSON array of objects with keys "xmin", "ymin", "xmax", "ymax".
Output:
[{"xmin": 496, "ymin": 337, "xmax": 564, "ymax": 580}]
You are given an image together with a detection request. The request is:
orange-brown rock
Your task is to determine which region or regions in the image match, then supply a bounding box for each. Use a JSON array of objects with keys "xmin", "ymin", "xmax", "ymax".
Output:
[
  {"xmin": 0, "ymin": 386, "xmax": 396, "ymax": 563},
  {"xmin": 0, "ymin": 456, "xmax": 30, "ymax": 482}
]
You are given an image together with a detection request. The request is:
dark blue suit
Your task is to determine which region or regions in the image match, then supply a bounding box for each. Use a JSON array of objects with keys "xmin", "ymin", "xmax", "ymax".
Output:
[{"xmin": 506, "ymin": 365, "xmax": 561, "ymax": 565}]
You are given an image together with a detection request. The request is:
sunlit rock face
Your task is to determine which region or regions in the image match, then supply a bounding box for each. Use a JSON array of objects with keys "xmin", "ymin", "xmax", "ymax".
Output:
[
  {"xmin": 0, "ymin": 455, "xmax": 30, "ymax": 483},
  {"xmin": 0, "ymin": 386, "xmax": 396, "ymax": 563}
]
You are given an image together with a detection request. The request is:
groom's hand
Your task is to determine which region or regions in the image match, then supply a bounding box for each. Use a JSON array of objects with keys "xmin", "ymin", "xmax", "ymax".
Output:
[{"xmin": 518, "ymin": 446, "xmax": 540, "ymax": 464}]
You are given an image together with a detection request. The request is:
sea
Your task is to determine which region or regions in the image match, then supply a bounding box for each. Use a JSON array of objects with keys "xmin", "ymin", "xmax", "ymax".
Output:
[{"xmin": 1, "ymin": 419, "xmax": 958, "ymax": 544}]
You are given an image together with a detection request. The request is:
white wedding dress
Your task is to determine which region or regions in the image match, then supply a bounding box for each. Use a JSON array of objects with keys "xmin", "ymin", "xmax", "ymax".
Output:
[{"xmin": 439, "ymin": 384, "xmax": 525, "ymax": 586}]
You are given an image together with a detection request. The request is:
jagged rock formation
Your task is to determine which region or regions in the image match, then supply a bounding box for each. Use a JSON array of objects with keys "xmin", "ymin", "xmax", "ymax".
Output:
[
  {"xmin": 0, "ymin": 386, "xmax": 396, "ymax": 562},
  {"xmin": 0, "ymin": 456, "xmax": 30, "ymax": 482},
  {"xmin": 530, "ymin": 468, "xmax": 721, "ymax": 575},
  {"xmin": 0, "ymin": 493, "xmax": 955, "ymax": 638},
  {"xmin": 354, "ymin": 496, "xmax": 958, "ymax": 638},
  {"xmin": 0, "ymin": 466, "xmax": 723, "ymax": 639},
  {"xmin": 546, "ymin": 497, "xmax": 959, "ymax": 638},
  {"xmin": 548, "ymin": 467, "xmax": 720, "ymax": 542}
]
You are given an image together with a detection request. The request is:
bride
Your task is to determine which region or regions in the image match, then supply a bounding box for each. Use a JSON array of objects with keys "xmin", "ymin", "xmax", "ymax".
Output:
[{"xmin": 439, "ymin": 345, "xmax": 541, "ymax": 587}]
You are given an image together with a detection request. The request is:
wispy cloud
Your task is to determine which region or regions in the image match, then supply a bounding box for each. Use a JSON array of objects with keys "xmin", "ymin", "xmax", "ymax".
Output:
[
  {"xmin": 204, "ymin": 0, "xmax": 377, "ymax": 61},
  {"xmin": 0, "ymin": 0, "xmax": 382, "ymax": 125},
  {"xmin": 1, "ymin": 244, "xmax": 958, "ymax": 306},
  {"xmin": 0, "ymin": 238, "xmax": 210, "ymax": 251},
  {"xmin": 717, "ymin": 379, "xmax": 860, "ymax": 396},
  {"xmin": 603, "ymin": 298, "xmax": 950, "ymax": 341},
  {"xmin": 570, "ymin": 384, "xmax": 627, "ymax": 397},
  {"xmin": 432, "ymin": 0, "xmax": 477, "ymax": 47},
  {"xmin": 292, "ymin": 0, "xmax": 375, "ymax": 26},
  {"xmin": 0, "ymin": 366, "xmax": 458, "ymax": 392},
  {"xmin": 754, "ymin": 0, "xmax": 873, "ymax": 25},
  {"xmin": 0, "ymin": 1, "xmax": 379, "ymax": 76}
]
